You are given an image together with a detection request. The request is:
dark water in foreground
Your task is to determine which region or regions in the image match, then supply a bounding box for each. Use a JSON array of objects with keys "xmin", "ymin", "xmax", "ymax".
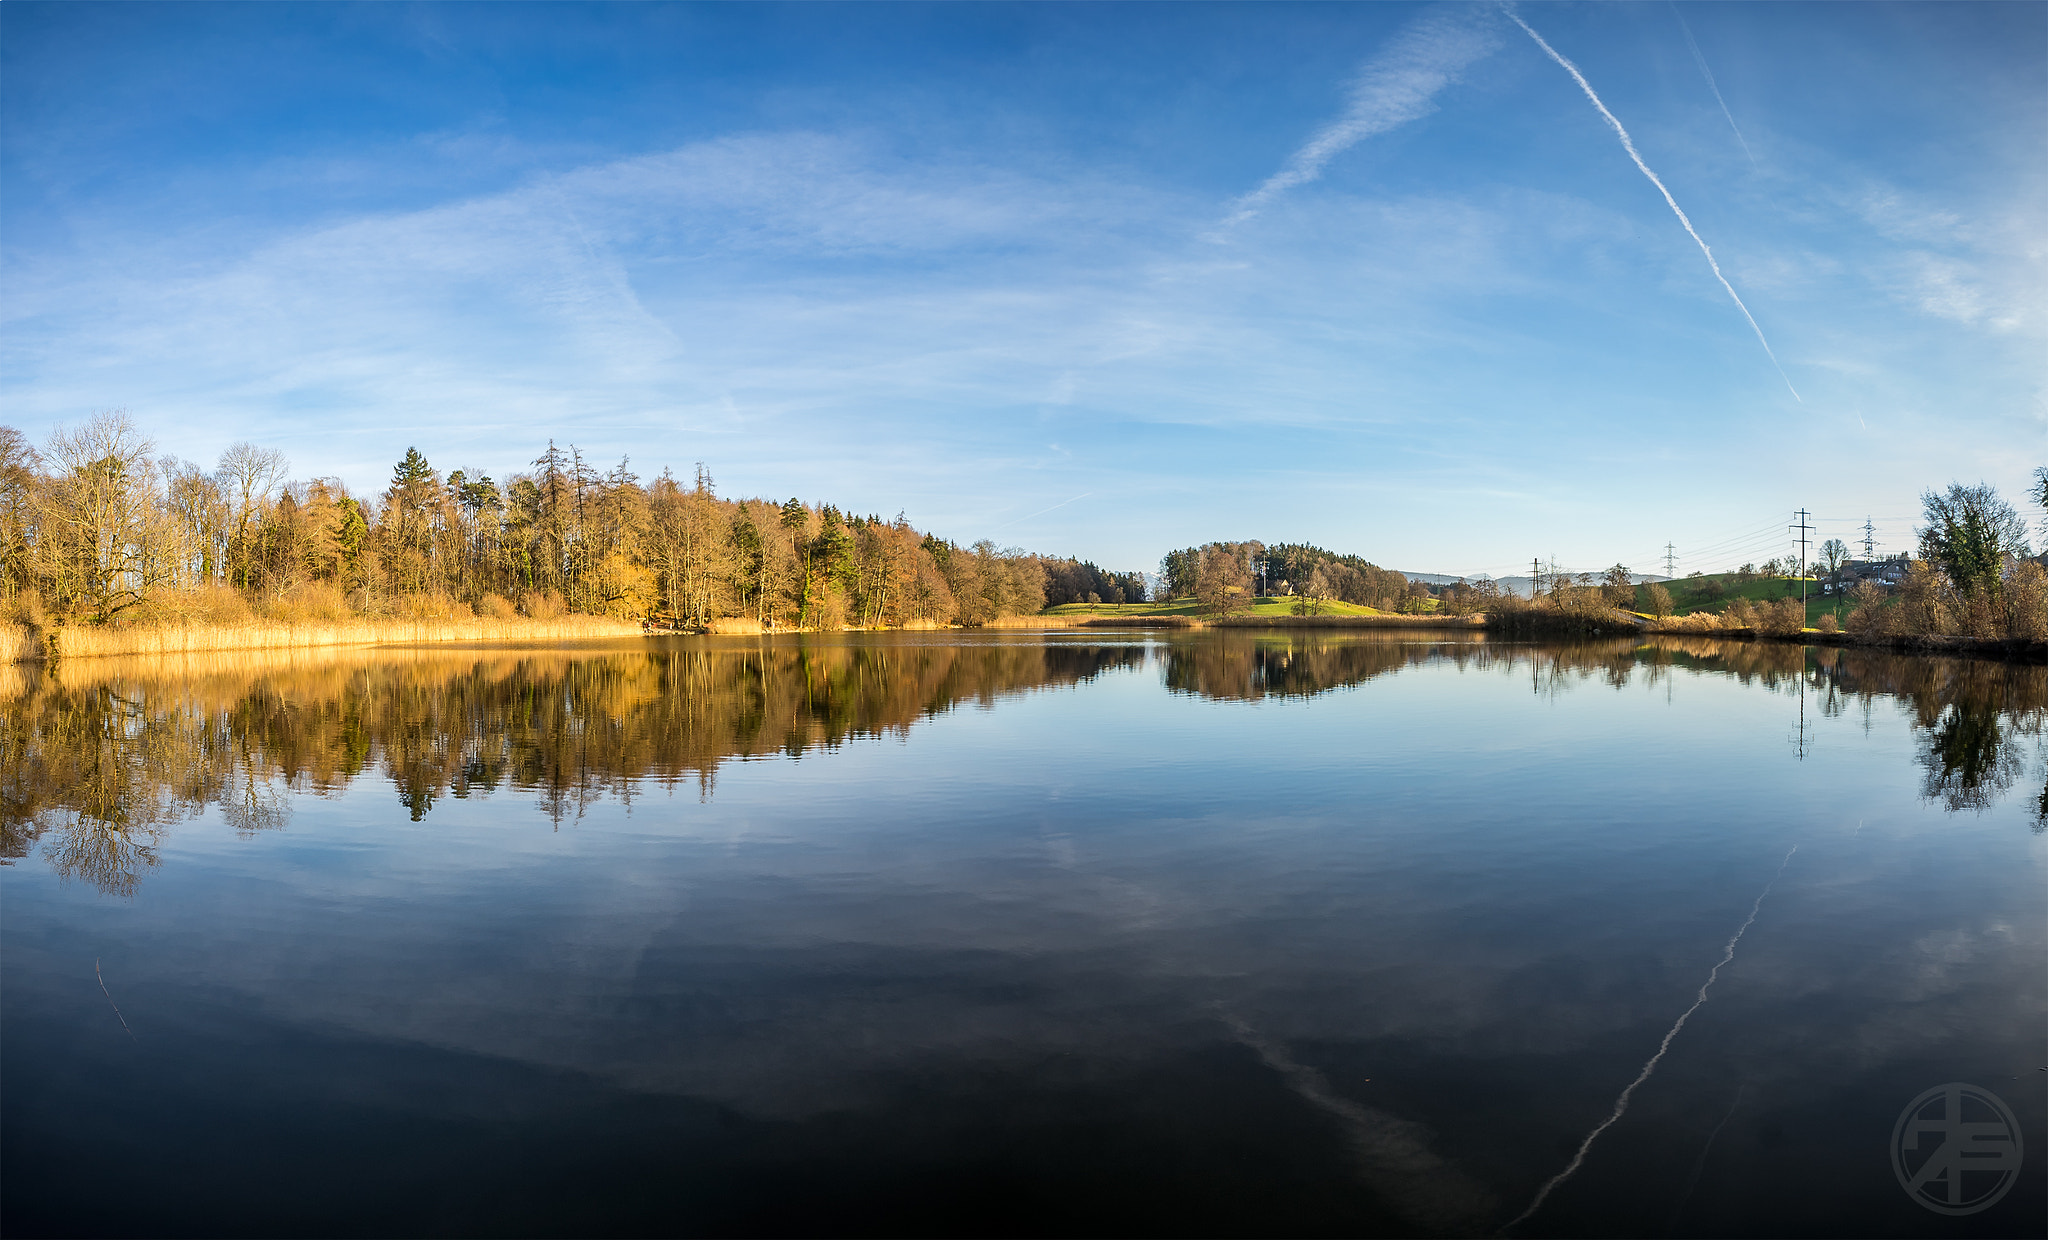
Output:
[{"xmin": 3, "ymin": 631, "xmax": 2043, "ymax": 1238}]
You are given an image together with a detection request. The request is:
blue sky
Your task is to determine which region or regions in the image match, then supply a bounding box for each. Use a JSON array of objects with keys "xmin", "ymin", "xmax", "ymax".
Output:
[{"xmin": 4, "ymin": 2, "xmax": 2041, "ymax": 578}]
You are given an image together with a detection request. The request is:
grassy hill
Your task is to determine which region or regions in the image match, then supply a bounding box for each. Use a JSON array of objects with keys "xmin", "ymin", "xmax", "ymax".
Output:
[
  {"xmin": 1054, "ymin": 579, "xmax": 1854, "ymax": 627},
  {"xmin": 1655, "ymin": 573, "xmax": 1845, "ymax": 626}
]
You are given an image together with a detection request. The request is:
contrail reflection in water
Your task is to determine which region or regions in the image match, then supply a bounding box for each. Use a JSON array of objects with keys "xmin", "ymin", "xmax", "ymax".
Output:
[{"xmin": 1502, "ymin": 845, "xmax": 1797, "ymax": 1234}]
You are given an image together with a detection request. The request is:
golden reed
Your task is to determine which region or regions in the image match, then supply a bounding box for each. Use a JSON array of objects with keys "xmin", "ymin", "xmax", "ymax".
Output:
[
  {"xmin": 985, "ymin": 613, "xmax": 1481, "ymax": 630},
  {"xmin": 6, "ymin": 615, "xmax": 646, "ymax": 664}
]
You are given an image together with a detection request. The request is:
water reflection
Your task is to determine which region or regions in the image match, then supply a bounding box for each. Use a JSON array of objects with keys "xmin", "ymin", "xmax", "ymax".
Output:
[
  {"xmin": 1634, "ymin": 639, "xmax": 2044, "ymax": 825},
  {"xmin": 5, "ymin": 632, "xmax": 2043, "ymax": 1238},
  {"xmin": 1160, "ymin": 633, "xmax": 1439, "ymax": 700},
  {"xmin": 1, "ymin": 638, "xmax": 1144, "ymax": 892},
  {"xmin": 5, "ymin": 634, "xmax": 2043, "ymax": 896},
  {"xmin": 1163, "ymin": 633, "xmax": 2044, "ymax": 829}
]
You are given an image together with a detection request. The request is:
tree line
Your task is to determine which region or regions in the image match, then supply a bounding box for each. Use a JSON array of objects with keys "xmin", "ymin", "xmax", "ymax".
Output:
[{"xmin": 0, "ymin": 414, "xmax": 1152, "ymax": 630}]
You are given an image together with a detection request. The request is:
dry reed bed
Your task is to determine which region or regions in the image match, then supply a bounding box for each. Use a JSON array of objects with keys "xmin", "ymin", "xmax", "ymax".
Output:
[
  {"xmin": 1696, "ymin": 627, "xmax": 2048, "ymax": 663},
  {"xmin": 987, "ymin": 613, "xmax": 1480, "ymax": 630},
  {"xmin": 984, "ymin": 614, "xmax": 1197, "ymax": 629},
  {"xmin": 8, "ymin": 615, "xmax": 646, "ymax": 663},
  {"xmin": 1207, "ymin": 614, "xmax": 1484, "ymax": 629}
]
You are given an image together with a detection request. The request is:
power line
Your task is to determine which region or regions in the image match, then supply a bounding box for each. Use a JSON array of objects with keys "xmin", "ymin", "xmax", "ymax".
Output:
[
  {"xmin": 1679, "ymin": 518, "xmax": 1801, "ymax": 561},
  {"xmin": 1684, "ymin": 521, "xmax": 1791, "ymax": 554}
]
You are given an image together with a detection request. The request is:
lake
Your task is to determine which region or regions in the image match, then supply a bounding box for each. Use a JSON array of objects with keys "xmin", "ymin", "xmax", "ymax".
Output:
[{"xmin": 3, "ymin": 631, "xmax": 2042, "ymax": 1238}]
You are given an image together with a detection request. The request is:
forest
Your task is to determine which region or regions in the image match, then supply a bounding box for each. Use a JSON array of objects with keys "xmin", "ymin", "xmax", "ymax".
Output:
[{"xmin": 0, "ymin": 415, "xmax": 1143, "ymax": 631}]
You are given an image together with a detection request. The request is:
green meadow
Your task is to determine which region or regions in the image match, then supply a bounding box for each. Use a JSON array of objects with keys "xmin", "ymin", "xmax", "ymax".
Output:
[{"xmin": 1653, "ymin": 573, "xmax": 1846, "ymax": 626}]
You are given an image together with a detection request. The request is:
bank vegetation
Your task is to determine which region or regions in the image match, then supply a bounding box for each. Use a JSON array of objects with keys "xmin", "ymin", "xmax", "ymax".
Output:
[{"xmin": 1490, "ymin": 481, "xmax": 2047, "ymax": 659}]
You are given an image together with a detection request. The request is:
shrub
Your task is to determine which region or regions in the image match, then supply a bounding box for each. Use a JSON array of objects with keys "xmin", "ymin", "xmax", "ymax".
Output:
[
  {"xmin": 1845, "ymin": 582, "xmax": 1891, "ymax": 637},
  {"xmin": 396, "ymin": 592, "xmax": 468, "ymax": 621},
  {"xmin": 6, "ymin": 590, "xmax": 47, "ymax": 628},
  {"xmin": 1896, "ymin": 560, "xmax": 1957, "ymax": 635},
  {"xmin": 262, "ymin": 580, "xmax": 353, "ymax": 624},
  {"xmin": 1762, "ymin": 597, "xmax": 1806, "ymax": 636},
  {"xmin": 519, "ymin": 589, "xmax": 566, "ymax": 620},
  {"xmin": 1961, "ymin": 591, "xmax": 2000, "ymax": 640},
  {"xmin": 2005, "ymin": 561, "xmax": 2047, "ymax": 641},
  {"xmin": 131, "ymin": 584, "xmax": 255, "ymax": 628},
  {"xmin": 1648, "ymin": 609, "xmax": 1722, "ymax": 633},
  {"xmin": 478, "ymin": 594, "xmax": 520, "ymax": 621},
  {"xmin": 1816, "ymin": 612, "xmax": 1840, "ymax": 634},
  {"xmin": 349, "ymin": 586, "xmax": 391, "ymax": 619}
]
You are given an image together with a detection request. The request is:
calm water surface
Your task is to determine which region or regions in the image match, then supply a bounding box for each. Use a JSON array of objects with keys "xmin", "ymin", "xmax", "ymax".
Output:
[{"xmin": 4, "ymin": 631, "xmax": 2043, "ymax": 1237}]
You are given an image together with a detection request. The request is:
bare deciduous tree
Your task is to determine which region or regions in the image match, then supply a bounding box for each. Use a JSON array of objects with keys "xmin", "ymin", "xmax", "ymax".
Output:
[
  {"xmin": 1195, "ymin": 543, "xmax": 1254, "ymax": 616},
  {"xmin": 1602, "ymin": 564, "xmax": 1633, "ymax": 607},
  {"xmin": 216, "ymin": 441, "xmax": 288, "ymax": 588},
  {"xmin": 34, "ymin": 412, "xmax": 177, "ymax": 619}
]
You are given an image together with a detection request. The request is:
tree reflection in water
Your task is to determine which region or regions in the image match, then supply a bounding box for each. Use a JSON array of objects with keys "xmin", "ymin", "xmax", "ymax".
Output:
[
  {"xmin": 1151, "ymin": 632, "xmax": 2043, "ymax": 828},
  {"xmin": 2, "ymin": 638, "xmax": 1146, "ymax": 893},
  {"xmin": 1637, "ymin": 638, "xmax": 2043, "ymax": 826},
  {"xmin": 4, "ymin": 633, "xmax": 2042, "ymax": 895}
]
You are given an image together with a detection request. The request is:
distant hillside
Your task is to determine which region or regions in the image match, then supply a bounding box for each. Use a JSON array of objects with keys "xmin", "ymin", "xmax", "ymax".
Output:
[{"xmin": 1411, "ymin": 572, "xmax": 1670, "ymax": 598}]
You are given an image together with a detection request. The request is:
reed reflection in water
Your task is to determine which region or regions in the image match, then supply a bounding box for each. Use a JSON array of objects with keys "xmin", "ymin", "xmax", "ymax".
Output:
[{"xmin": 5, "ymin": 633, "xmax": 2044, "ymax": 898}]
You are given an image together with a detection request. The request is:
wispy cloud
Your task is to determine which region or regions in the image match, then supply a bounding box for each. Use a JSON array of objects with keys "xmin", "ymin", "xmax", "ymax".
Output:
[
  {"xmin": 1223, "ymin": 7, "xmax": 1500, "ymax": 226},
  {"xmin": 1902, "ymin": 253, "xmax": 1990, "ymax": 326},
  {"xmin": 1508, "ymin": 11, "xmax": 1801, "ymax": 403},
  {"xmin": 1854, "ymin": 187, "xmax": 2045, "ymax": 335}
]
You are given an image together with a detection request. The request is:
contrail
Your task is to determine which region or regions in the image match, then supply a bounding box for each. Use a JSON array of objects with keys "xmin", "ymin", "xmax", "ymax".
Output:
[
  {"xmin": 992, "ymin": 492, "xmax": 1093, "ymax": 532},
  {"xmin": 1507, "ymin": 11, "xmax": 1801, "ymax": 403},
  {"xmin": 1670, "ymin": 3, "xmax": 1756, "ymax": 168},
  {"xmin": 1225, "ymin": 6, "xmax": 1500, "ymax": 225},
  {"xmin": 1500, "ymin": 845, "xmax": 1797, "ymax": 1234}
]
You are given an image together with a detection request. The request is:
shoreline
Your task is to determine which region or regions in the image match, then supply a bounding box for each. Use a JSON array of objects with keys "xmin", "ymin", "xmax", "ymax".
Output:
[
  {"xmin": 1690, "ymin": 626, "xmax": 2047, "ymax": 663},
  {"xmin": 12, "ymin": 613, "xmax": 2037, "ymax": 665}
]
